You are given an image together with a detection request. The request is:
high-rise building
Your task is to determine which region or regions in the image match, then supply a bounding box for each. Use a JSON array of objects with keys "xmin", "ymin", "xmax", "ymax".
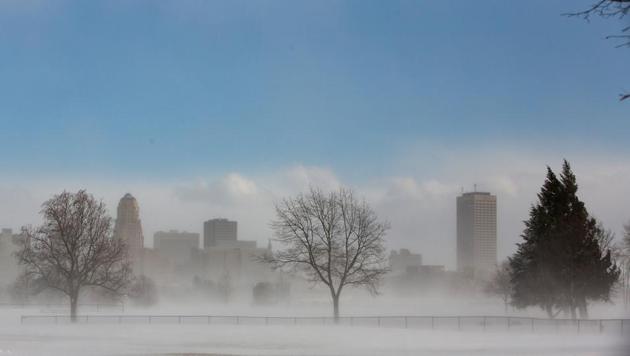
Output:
[
  {"xmin": 203, "ymin": 218, "xmax": 237, "ymax": 248},
  {"xmin": 154, "ymin": 230, "xmax": 200, "ymax": 266},
  {"xmin": 456, "ymin": 191, "xmax": 497, "ymax": 278},
  {"xmin": 113, "ymin": 193, "xmax": 145, "ymax": 258},
  {"xmin": 0, "ymin": 228, "xmax": 22, "ymax": 290}
]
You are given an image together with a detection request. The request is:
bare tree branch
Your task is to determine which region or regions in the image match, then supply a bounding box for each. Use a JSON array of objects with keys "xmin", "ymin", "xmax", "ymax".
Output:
[{"xmin": 564, "ymin": 1, "xmax": 629, "ymax": 100}]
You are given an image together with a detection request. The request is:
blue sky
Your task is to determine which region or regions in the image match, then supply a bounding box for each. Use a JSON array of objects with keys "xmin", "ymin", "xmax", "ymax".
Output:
[
  {"xmin": 1, "ymin": 1, "xmax": 630, "ymax": 263},
  {"xmin": 0, "ymin": 0, "xmax": 628, "ymax": 181}
]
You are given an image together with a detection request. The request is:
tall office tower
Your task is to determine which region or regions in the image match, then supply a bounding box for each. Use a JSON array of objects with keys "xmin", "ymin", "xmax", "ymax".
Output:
[
  {"xmin": 456, "ymin": 191, "xmax": 497, "ymax": 278},
  {"xmin": 203, "ymin": 218, "xmax": 237, "ymax": 248},
  {"xmin": 113, "ymin": 193, "xmax": 145, "ymax": 258},
  {"xmin": 0, "ymin": 228, "xmax": 21, "ymax": 288}
]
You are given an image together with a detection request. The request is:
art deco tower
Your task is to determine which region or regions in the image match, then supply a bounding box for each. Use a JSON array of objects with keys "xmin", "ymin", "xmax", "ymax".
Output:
[{"xmin": 113, "ymin": 193, "xmax": 145, "ymax": 259}]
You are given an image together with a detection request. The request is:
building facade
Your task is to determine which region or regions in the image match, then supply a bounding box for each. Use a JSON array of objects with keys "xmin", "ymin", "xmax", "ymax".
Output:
[
  {"xmin": 192, "ymin": 241, "xmax": 272, "ymax": 286},
  {"xmin": 456, "ymin": 192, "xmax": 497, "ymax": 279},
  {"xmin": 154, "ymin": 230, "xmax": 200, "ymax": 267},
  {"xmin": 0, "ymin": 228, "xmax": 22, "ymax": 292},
  {"xmin": 389, "ymin": 249, "xmax": 423, "ymax": 274},
  {"xmin": 113, "ymin": 193, "xmax": 145, "ymax": 260},
  {"xmin": 203, "ymin": 218, "xmax": 237, "ymax": 248}
]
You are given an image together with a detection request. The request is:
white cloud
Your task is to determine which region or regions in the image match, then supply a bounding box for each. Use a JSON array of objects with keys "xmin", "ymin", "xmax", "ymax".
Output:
[
  {"xmin": 278, "ymin": 165, "xmax": 341, "ymax": 194},
  {"xmin": 175, "ymin": 173, "xmax": 259, "ymax": 206}
]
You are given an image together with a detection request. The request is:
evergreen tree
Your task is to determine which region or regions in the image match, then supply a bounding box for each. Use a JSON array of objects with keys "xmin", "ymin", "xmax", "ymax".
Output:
[{"xmin": 510, "ymin": 161, "xmax": 619, "ymax": 319}]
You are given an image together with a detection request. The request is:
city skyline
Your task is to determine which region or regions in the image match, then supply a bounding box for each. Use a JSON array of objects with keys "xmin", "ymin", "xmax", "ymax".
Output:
[{"xmin": 0, "ymin": 163, "xmax": 628, "ymax": 271}]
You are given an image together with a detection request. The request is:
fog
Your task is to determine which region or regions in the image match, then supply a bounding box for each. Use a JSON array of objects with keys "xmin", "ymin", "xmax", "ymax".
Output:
[
  {"xmin": 1, "ymin": 288, "xmax": 629, "ymax": 355},
  {"xmin": 2, "ymin": 233, "xmax": 630, "ymax": 355}
]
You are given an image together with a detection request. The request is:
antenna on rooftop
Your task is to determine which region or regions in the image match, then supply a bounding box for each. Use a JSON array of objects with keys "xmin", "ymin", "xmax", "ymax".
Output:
[{"xmin": 474, "ymin": 183, "xmax": 477, "ymax": 192}]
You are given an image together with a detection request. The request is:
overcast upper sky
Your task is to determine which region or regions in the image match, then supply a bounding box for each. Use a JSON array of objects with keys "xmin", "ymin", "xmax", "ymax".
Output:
[{"xmin": 0, "ymin": 0, "xmax": 628, "ymax": 268}]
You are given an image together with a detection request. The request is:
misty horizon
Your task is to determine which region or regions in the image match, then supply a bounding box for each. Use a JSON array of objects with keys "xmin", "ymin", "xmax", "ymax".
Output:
[{"xmin": 2, "ymin": 155, "xmax": 630, "ymax": 269}]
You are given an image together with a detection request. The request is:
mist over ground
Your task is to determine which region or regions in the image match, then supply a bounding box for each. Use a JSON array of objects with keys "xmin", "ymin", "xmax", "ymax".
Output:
[{"xmin": 2, "ymin": 291, "xmax": 629, "ymax": 355}]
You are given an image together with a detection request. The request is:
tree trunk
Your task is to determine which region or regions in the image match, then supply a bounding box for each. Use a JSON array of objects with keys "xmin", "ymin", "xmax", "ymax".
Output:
[
  {"xmin": 503, "ymin": 296, "xmax": 508, "ymax": 314},
  {"xmin": 545, "ymin": 305, "xmax": 554, "ymax": 319},
  {"xmin": 578, "ymin": 301, "xmax": 588, "ymax": 319},
  {"xmin": 70, "ymin": 292, "xmax": 78, "ymax": 323},
  {"xmin": 332, "ymin": 294, "xmax": 340, "ymax": 323}
]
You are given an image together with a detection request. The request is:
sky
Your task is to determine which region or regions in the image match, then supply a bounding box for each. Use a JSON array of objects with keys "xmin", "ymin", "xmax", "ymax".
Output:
[{"xmin": 0, "ymin": 0, "xmax": 628, "ymax": 268}]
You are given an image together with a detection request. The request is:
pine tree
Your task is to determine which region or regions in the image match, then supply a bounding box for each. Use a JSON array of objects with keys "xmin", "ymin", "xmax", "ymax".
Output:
[
  {"xmin": 510, "ymin": 161, "xmax": 619, "ymax": 319},
  {"xmin": 510, "ymin": 167, "xmax": 564, "ymax": 318}
]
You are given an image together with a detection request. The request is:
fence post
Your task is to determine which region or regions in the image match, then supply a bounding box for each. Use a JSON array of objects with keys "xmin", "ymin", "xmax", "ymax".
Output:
[
  {"xmin": 208, "ymin": 316, "xmax": 211, "ymax": 324},
  {"xmin": 577, "ymin": 319, "xmax": 580, "ymax": 334},
  {"xmin": 404, "ymin": 316, "xmax": 408, "ymax": 329},
  {"xmin": 599, "ymin": 319, "xmax": 603, "ymax": 334},
  {"xmin": 55, "ymin": 315, "xmax": 58, "ymax": 324},
  {"xmin": 236, "ymin": 316, "xmax": 240, "ymax": 325},
  {"xmin": 622, "ymin": 320, "xmax": 624, "ymax": 336},
  {"xmin": 265, "ymin": 317, "xmax": 269, "ymax": 325},
  {"xmin": 531, "ymin": 318, "xmax": 534, "ymax": 332},
  {"xmin": 294, "ymin": 317, "xmax": 297, "ymax": 325},
  {"xmin": 377, "ymin": 316, "xmax": 381, "ymax": 328},
  {"xmin": 431, "ymin": 316, "xmax": 435, "ymax": 330}
]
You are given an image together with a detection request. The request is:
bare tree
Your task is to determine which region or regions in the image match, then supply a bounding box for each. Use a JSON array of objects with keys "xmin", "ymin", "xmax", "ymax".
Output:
[
  {"xmin": 263, "ymin": 188, "xmax": 389, "ymax": 321},
  {"xmin": 484, "ymin": 260, "xmax": 513, "ymax": 314},
  {"xmin": 595, "ymin": 221, "xmax": 617, "ymax": 254},
  {"xmin": 567, "ymin": 1, "xmax": 630, "ymax": 46},
  {"xmin": 566, "ymin": 0, "xmax": 630, "ymax": 100},
  {"xmin": 217, "ymin": 271, "xmax": 233, "ymax": 303},
  {"xmin": 15, "ymin": 190, "xmax": 132, "ymax": 321},
  {"xmin": 128, "ymin": 275, "xmax": 158, "ymax": 307}
]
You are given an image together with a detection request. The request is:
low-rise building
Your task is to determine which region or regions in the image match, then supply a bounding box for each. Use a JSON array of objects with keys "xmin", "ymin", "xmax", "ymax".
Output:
[{"xmin": 154, "ymin": 230, "xmax": 200, "ymax": 267}]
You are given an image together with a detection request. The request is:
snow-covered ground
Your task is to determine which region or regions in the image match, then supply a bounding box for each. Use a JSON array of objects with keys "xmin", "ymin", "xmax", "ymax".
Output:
[
  {"xmin": 0, "ymin": 322, "xmax": 627, "ymax": 356},
  {"xmin": 1, "ymin": 296, "xmax": 628, "ymax": 355}
]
